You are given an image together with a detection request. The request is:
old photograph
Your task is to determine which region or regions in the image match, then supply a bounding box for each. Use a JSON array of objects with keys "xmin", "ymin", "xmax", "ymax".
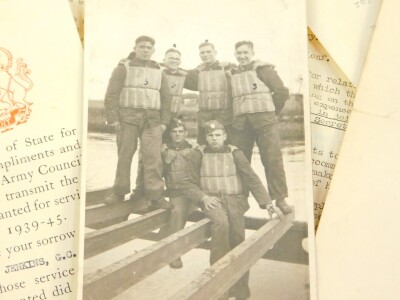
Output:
[{"xmin": 82, "ymin": 0, "xmax": 315, "ymax": 299}]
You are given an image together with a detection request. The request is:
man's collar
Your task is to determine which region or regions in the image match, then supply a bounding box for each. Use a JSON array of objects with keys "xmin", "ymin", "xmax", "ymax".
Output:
[
  {"xmin": 168, "ymin": 140, "xmax": 191, "ymax": 150},
  {"xmin": 204, "ymin": 144, "xmax": 228, "ymax": 153}
]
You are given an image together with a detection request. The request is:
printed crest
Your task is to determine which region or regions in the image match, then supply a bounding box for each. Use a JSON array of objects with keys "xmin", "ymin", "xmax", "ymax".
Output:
[{"xmin": 0, "ymin": 47, "xmax": 33, "ymax": 132}]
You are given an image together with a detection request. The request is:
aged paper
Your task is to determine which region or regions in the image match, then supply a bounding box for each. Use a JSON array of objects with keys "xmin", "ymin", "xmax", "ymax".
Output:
[
  {"xmin": 307, "ymin": 0, "xmax": 382, "ymax": 85},
  {"xmin": 316, "ymin": 0, "xmax": 400, "ymax": 298},
  {"xmin": 68, "ymin": 0, "xmax": 84, "ymax": 43},
  {"xmin": 0, "ymin": 0, "xmax": 83, "ymax": 299},
  {"xmin": 83, "ymin": 0, "xmax": 316, "ymax": 299},
  {"xmin": 307, "ymin": 29, "xmax": 356, "ymax": 229}
]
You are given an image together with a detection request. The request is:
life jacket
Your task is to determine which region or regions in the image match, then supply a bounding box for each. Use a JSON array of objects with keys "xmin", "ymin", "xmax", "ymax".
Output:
[
  {"xmin": 198, "ymin": 145, "xmax": 243, "ymax": 195},
  {"xmin": 230, "ymin": 66, "xmax": 275, "ymax": 116},
  {"xmin": 164, "ymin": 71, "xmax": 186, "ymax": 114},
  {"xmin": 165, "ymin": 147, "xmax": 192, "ymax": 190},
  {"xmin": 198, "ymin": 67, "xmax": 229, "ymax": 111},
  {"xmin": 119, "ymin": 60, "xmax": 162, "ymax": 110}
]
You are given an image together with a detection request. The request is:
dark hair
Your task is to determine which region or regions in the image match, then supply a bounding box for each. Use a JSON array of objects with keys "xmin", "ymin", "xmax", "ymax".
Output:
[
  {"xmin": 198, "ymin": 41, "xmax": 215, "ymax": 50},
  {"xmin": 235, "ymin": 40, "xmax": 254, "ymax": 50},
  {"xmin": 165, "ymin": 48, "xmax": 181, "ymax": 56},
  {"xmin": 135, "ymin": 35, "xmax": 155, "ymax": 46}
]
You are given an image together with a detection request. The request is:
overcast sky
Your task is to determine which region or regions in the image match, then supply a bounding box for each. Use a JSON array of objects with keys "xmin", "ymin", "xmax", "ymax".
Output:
[{"xmin": 86, "ymin": 0, "xmax": 308, "ymax": 100}]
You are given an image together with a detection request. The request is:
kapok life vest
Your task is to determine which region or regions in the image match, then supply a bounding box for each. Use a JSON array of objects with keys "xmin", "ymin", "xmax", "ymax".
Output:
[
  {"xmin": 164, "ymin": 72, "xmax": 186, "ymax": 114},
  {"xmin": 230, "ymin": 68, "xmax": 275, "ymax": 116},
  {"xmin": 199, "ymin": 145, "xmax": 243, "ymax": 195},
  {"xmin": 198, "ymin": 69, "xmax": 229, "ymax": 111},
  {"xmin": 166, "ymin": 148, "xmax": 192, "ymax": 190},
  {"xmin": 119, "ymin": 61, "xmax": 162, "ymax": 110}
]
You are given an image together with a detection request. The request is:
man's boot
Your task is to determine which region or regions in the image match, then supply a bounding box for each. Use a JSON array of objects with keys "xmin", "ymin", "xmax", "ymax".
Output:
[
  {"xmin": 129, "ymin": 188, "xmax": 144, "ymax": 201},
  {"xmin": 104, "ymin": 193, "xmax": 124, "ymax": 206},
  {"xmin": 276, "ymin": 198, "xmax": 292, "ymax": 214},
  {"xmin": 169, "ymin": 257, "xmax": 183, "ymax": 269}
]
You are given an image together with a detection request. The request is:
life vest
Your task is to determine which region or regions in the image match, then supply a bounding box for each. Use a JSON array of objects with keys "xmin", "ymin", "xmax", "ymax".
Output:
[
  {"xmin": 230, "ymin": 67, "xmax": 275, "ymax": 116},
  {"xmin": 119, "ymin": 61, "xmax": 162, "ymax": 110},
  {"xmin": 198, "ymin": 68, "xmax": 229, "ymax": 110},
  {"xmin": 164, "ymin": 71, "xmax": 186, "ymax": 114},
  {"xmin": 165, "ymin": 148, "xmax": 192, "ymax": 190},
  {"xmin": 199, "ymin": 145, "xmax": 243, "ymax": 195}
]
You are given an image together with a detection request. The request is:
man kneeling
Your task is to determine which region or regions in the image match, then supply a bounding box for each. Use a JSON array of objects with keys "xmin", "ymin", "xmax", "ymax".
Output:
[{"xmin": 183, "ymin": 120, "xmax": 276, "ymax": 300}]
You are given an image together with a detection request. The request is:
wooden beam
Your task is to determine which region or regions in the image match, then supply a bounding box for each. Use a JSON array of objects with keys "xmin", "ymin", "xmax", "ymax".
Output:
[
  {"xmin": 85, "ymin": 198, "xmax": 149, "ymax": 228},
  {"xmin": 169, "ymin": 213, "xmax": 294, "ymax": 300},
  {"xmin": 86, "ymin": 187, "xmax": 112, "ymax": 206},
  {"xmin": 263, "ymin": 221, "xmax": 309, "ymax": 264},
  {"xmin": 84, "ymin": 209, "xmax": 169, "ymax": 259},
  {"xmin": 83, "ymin": 219, "xmax": 211, "ymax": 300},
  {"xmin": 140, "ymin": 219, "xmax": 309, "ymax": 265}
]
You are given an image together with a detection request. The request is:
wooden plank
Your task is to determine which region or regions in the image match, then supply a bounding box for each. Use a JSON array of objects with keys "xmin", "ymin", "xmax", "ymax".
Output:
[
  {"xmin": 83, "ymin": 219, "xmax": 211, "ymax": 300},
  {"xmin": 263, "ymin": 221, "xmax": 309, "ymax": 264},
  {"xmin": 86, "ymin": 187, "xmax": 112, "ymax": 206},
  {"xmin": 85, "ymin": 198, "xmax": 149, "ymax": 228},
  {"xmin": 84, "ymin": 209, "xmax": 169, "ymax": 259},
  {"xmin": 169, "ymin": 213, "xmax": 294, "ymax": 300},
  {"xmin": 140, "ymin": 218, "xmax": 309, "ymax": 265}
]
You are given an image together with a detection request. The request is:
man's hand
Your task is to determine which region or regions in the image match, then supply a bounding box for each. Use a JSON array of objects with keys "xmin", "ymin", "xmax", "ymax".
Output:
[
  {"xmin": 260, "ymin": 204, "xmax": 284, "ymax": 220},
  {"xmin": 161, "ymin": 124, "xmax": 167, "ymax": 133},
  {"xmin": 161, "ymin": 143, "xmax": 168, "ymax": 152},
  {"xmin": 163, "ymin": 149, "xmax": 177, "ymax": 164},
  {"xmin": 201, "ymin": 196, "xmax": 221, "ymax": 210},
  {"xmin": 107, "ymin": 121, "xmax": 120, "ymax": 131}
]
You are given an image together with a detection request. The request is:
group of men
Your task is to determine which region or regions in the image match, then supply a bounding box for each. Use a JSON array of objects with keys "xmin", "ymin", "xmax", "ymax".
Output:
[{"xmin": 103, "ymin": 35, "xmax": 292, "ymax": 300}]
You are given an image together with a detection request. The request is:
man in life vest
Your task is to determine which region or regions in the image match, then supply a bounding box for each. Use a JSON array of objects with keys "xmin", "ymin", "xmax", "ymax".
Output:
[
  {"xmin": 185, "ymin": 41, "xmax": 234, "ymax": 145},
  {"xmin": 162, "ymin": 47, "xmax": 188, "ymax": 120},
  {"xmin": 229, "ymin": 40, "xmax": 292, "ymax": 214},
  {"xmin": 183, "ymin": 120, "xmax": 276, "ymax": 300},
  {"xmin": 157, "ymin": 117, "xmax": 197, "ymax": 269},
  {"xmin": 104, "ymin": 35, "xmax": 171, "ymax": 209}
]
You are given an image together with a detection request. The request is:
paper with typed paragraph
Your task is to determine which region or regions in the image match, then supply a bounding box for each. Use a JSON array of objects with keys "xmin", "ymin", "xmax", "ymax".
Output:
[
  {"xmin": 0, "ymin": 0, "xmax": 83, "ymax": 299},
  {"xmin": 316, "ymin": 0, "xmax": 400, "ymax": 298},
  {"xmin": 307, "ymin": 29, "xmax": 356, "ymax": 229},
  {"xmin": 307, "ymin": 0, "xmax": 382, "ymax": 85}
]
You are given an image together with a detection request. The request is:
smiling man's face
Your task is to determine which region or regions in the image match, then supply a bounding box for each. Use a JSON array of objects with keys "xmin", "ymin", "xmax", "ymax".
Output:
[
  {"xmin": 235, "ymin": 44, "xmax": 254, "ymax": 66},
  {"xmin": 199, "ymin": 45, "xmax": 217, "ymax": 64}
]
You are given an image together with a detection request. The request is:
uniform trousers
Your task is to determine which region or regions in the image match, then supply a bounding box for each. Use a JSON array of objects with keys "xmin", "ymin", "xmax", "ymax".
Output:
[
  {"xmin": 159, "ymin": 195, "xmax": 198, "ymax": 238},
  {"xmin": 203, "ymin": 194, "xmax": 250, "ymax": 299},
  {"xmin": 231, "ymin": 120, "xmax": 288, "ymax": 200},
  {"xmin": 113, "ymin": 121, "xmax": 164, "ymax": 201}
]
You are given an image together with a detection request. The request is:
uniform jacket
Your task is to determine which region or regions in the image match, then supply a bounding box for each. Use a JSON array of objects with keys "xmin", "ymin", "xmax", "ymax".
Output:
[
  {"xmin": 229, "ymin": 61, "xmax": 289, "ymax": 130},
  {"xmin": 104, "ymin": 54, "xmax": 171, "ymax": 127},
  {"xmin": 185, "ymin": 61, "xmax": 235, "ymax": 126},
  {"xmin": 183, "ymin": 144, "xmax": 272, "ymax": 207},
  {"xmin": 162, "ymin": 140, "xmax": 193, "ymax": 197}
]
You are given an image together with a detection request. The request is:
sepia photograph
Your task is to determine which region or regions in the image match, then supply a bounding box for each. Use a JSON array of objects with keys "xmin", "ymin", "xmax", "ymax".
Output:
[{"xmin": 82, "ymin": 0, "xmax": 315, "ymax": 299}]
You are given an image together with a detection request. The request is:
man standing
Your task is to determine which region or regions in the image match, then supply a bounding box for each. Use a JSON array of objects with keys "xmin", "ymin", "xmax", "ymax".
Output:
[
  {"xmin": 229, "ymin": 40, "xmax": 292, "ymax": 214},
  {"xmin": 183, "ymin": 120, "xmax": 276, "ymax": 300},
  {"xmin": 131, "ymin": 46, "xmax": 190, "ymax": 201},
  {"xmin": 104, "ymin": 35, "xmax": 171, "ymax": 208},
  {"xmin": 185, "ymin": 41, "xmax": 233, "ymax": 145},
  {"xmin": 162, "ymin": 47, "xmax": 188, "ymax": 120}
]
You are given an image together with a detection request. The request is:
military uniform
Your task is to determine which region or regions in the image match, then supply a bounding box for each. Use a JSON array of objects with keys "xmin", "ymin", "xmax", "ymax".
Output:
[
  {"xmin": 183, "ymin": 121, "xmax": 272, "ymax": 299},
  {"xmin": 228, "ymin": 61, "xmax": 289, "ymax": 202},
  {"xmin": 185, "ymin": 61, "xmax": 233, "ymax": 145},
  {"xmin": 163, "ymin": 68, "xmax": 187, "ymax": 118},
  {"xmin": 159, "ymin": 138, "xmax": 197, "ymax": 236},
  {"xmin": 104, "ymin": 55, "xmax": 171, "ymax": 202}
]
